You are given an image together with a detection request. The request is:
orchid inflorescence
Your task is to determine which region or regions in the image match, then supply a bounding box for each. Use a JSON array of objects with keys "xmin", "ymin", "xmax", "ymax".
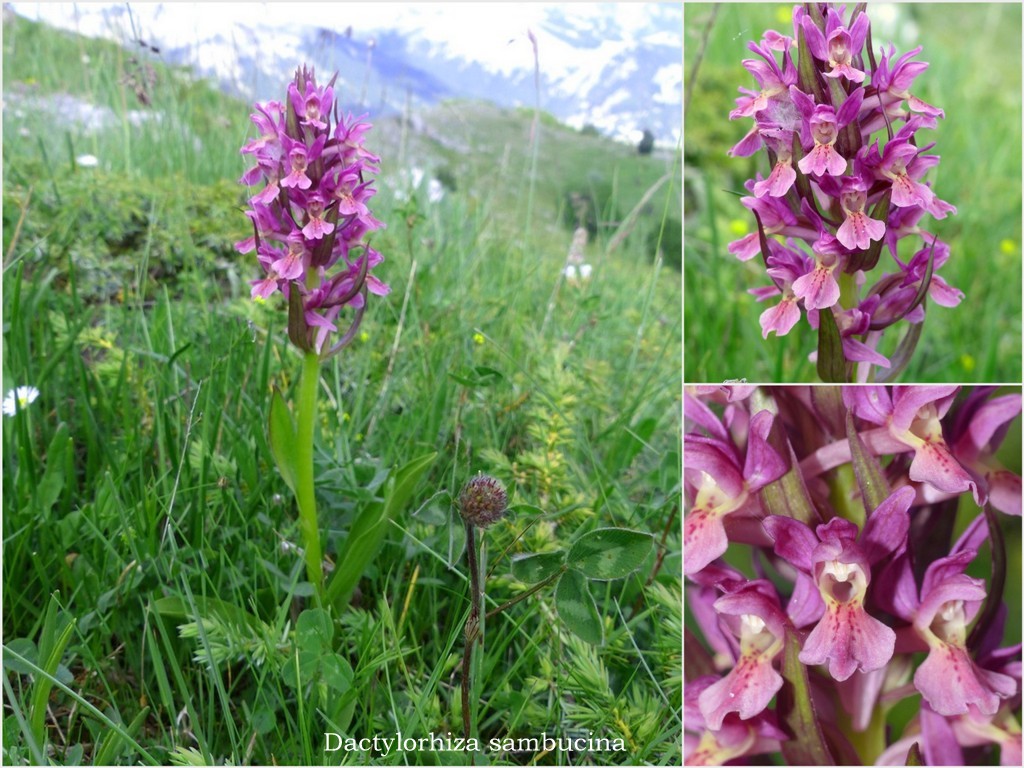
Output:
[
  {"xmin": 684, "ymin": 385, "xmax": 1022, "ymax": 766},
  {"xmin": 728, "ymin": 4, "xmax": 960, "ymax": 381},
  {"xmin": 237, "ymin": 65, "xmax": 389, "ymax": 358}
]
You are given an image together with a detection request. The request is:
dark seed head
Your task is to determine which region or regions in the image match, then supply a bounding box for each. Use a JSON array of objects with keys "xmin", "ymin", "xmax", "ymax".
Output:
[{"xmin": 458, "ymin": 475, "xmax": 508, "ymax": 528}]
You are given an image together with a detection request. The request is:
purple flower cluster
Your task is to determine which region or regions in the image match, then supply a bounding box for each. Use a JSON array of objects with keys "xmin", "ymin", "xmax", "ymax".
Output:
[
  {"xmin": 728, "ymin": 5, "xmax": 960, "ymax": 378},
  {"xmin": 237, "ymin": 65, "xmax": 389, "ymax": 356},
  {"xmin": 684, "ymin": 386, "xmax": 1022, "ymax": 766}
]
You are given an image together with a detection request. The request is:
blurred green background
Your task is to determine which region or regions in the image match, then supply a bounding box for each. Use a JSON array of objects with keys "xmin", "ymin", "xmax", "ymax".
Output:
[{"xmin": 684, "ymin": 3, "xmax": 1023, "ymax": 383}]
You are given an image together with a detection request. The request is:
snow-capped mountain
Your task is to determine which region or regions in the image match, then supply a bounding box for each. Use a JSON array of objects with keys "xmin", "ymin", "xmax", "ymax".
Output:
[{"xmin": 7, "ymin": 2, "xmax": 682, "ymax": 146}]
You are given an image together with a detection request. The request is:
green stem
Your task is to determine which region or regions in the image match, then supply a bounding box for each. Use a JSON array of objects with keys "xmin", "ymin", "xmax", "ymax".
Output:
[
  {"xmin": 838, "ymin": 270, "xmax": 857, "ymax": 311},
  {"xmin": 296, "ymin": 350, "xmax": 324, "ymax": 595}
]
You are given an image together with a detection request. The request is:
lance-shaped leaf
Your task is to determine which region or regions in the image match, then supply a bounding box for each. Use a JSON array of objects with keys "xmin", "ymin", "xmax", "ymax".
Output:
[
  {"xmin": 846, "ymin": 410, "xmax": 890, "ymax": 512},
  {"xmin": 778, "ymin": 624, "xmax": 835, "ymax": 765},
  {"xmin": 810, "ymin": 386, "xmax": 845, "ymax": 437},
  {"xmin": 968, "ymin": 504, "xmax": 1007, "ymax": 652},
  {"xmin": 796, "ymin": 14, "xmax": 826, "ymax": 104},
  {"xmin": 752, "ymin": 211, "xmax": 784, "ymax": 293},
  {"xmin": 287, "ymin": 285, "xmax": 311, "ymax": 352},
  {"xmin": 753, "ymin": 390, "xmax": 819, "ymax": 525},
  {"xmin": 325, "ymin": 452, "xmax": 437, "ymax": 608},
  {"xmin": 817, "ymin": 306, "xmax": 847, "ymax": 383},
  {"xmin": 268, "ymin": 387, "xmax": 299, "ymax": 494}
]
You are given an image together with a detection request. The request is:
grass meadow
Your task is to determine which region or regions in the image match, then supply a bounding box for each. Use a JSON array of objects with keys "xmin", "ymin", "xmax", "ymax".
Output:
[
  {"xmin": 1, "ymin": 12, "xmax": 682, "ymax": 766},
  {"xmin": 684, "ymin": 3, "xmax": 1023, "ymax": 383}
]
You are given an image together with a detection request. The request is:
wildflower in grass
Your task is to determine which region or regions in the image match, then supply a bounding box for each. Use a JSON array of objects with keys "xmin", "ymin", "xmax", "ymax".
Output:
[
  {"xmin": 237, "ymin": 65, "xmax": 399, "ymax": 599},
  {"xmin": 728, "ymin": 4, "xmax": 960, "ymax": 381},
  {"xmin": 2, "ymin": 385, "xmax": 39, "ymax": 416},
  {"xmin": 239, "ymin": 65, "xmax": 388, "ymax": 358},
  {"xmin": 685, "ymin": 386, "xmax": 1022, "ymax": 767}
]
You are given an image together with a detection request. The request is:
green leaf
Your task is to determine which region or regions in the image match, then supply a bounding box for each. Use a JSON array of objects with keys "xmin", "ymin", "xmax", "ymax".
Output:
[
  {"xmin": 555, "ymin": 570, "xmax": 603, "ymax": 645},
  {"xmin": 268, "ymin": 387, "xmax": 298, "ymax": 494},
  {"xmin": 511, "ymin": 551, "xmax": 566, "ymax": 583},
  {"xmin": 35, "ymin": 423, "xmax": 71, "ymax": 514},
  {"xmin": 816, "ymin": 307, "xmax": 847, "ymax": 383},
  {"xmin": 93, "ymin": 706, "xmax": 149, "ymax": 766},
  {"xmin": 287, "ymin": 284, "xmax": 310, "ymax": 351},
  {"xmin": 567, "ymin": 528, "xmax": 653, "ymax": 580},
  {"xmin": 846, "ymin": 410, "xmax": 890, "ymax": 513},
  {"xmin": 320, "ymin": 654, "xmax": 354, "ymax": 693},
  {"xmin": 325, "ymin": 452, "xmax": 437, "ymax": 608},
  {"xmin": 296, "ymin": 608, "xmax": 334, "ymax": 648},
  {"xmin": 753, "ymin": 390, "xmax": 820, "ymax": 526},
  {"xmin": 151, "ymin": 595, "xmax": 264, "ymax": 635},
  {"xmin": 3, "ymin": 638, "xmax": 38, "ymax": 674},
  {"xmin": 31, "ymin": 593, "xmax": 76, "ymax": 748},
  {"xmin": 778, "ymin": 625, "xmax": 834, "ymax": 765}
]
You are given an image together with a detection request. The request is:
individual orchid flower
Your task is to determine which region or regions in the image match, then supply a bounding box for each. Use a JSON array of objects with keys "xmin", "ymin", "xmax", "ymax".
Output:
[
  {"xmin": 685, "ymin": 676, "xmax": 787, "ymax": 766},
  {"xmin": 697, "ymin": 581, "xmax": 787, "ymax": 729},
  {"xmin": 790, "ymin": 85, "xmax": 864, "ymax": 178},
  {"xmin": 835, "ymin": 175, "xmax": 885, "ymax": 250},
  {"xmin": 949, "ymin": 388, "xmax": 1023, "ymax": 515},
  {"xmin": 753, "ymin": 240, "xmax": 810, "ymax": 338},
  {"xmin": 763, "ymin": 486, "xmax": 913, "ymax": 681},
  {"xmin": 801, "ymin": 7, "xmax": 870, "ymax": 83},
  {"xmin": 683, "ymin": 409, "xmax": 787, "ymax": 575},
  {"xmin": 912, "ymin": 550, "xmax": 1016, "ymax": 716},
  {"xmin": 844, "ymin": 386, "xmax": 978, "ymax": 497},
  {"xmin": 729, "ymin": 40, "xmax": 797, "ymax": 120},
  {"xmin": 752, "ymin": 128, "xmax": 798, "ymax": 198},
  {"xmin": 791, "ymin": 232, "xmax": 845, "ymax": 311}
]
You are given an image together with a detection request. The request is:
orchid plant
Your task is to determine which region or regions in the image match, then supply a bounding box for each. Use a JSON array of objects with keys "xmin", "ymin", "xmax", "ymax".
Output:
[
  {"xmin": 238, "ymin": 66, "xmax": 434, "ymax": 609},
  {"xmin": 684, "ymin": 385, "xmax": 1022, "ymax": 766},
  {"xmin": 729, "ymin": 4, "xmax": 960, "ymax": 382}
]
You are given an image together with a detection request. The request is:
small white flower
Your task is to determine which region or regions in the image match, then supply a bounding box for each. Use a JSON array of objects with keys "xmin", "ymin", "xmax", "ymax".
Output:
[
  {"xmin": 2, "ymin": 385, "xmax": 40, "ymax": 416},
  {"xmin": 562, "ymin": 264, "xmax": 579, "ymax": 284},
  {"xmin": 75, "ymin": 154, "xmax": 99, "ymax": 168},
  {"xmin": 578, "ymin": 263, "xmax": 593, "ymax": 280}
]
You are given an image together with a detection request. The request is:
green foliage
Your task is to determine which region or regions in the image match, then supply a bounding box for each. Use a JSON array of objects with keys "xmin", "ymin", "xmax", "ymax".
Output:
[{"xmin": 2, "ymin": 12, "xmax": 680, "ymax": 764}]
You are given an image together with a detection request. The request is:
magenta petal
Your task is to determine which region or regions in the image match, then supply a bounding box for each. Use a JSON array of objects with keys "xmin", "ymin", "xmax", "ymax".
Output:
[
  {"xmin": 843, "ymin": 386, "xmax": 893, "ymax": 425},
  {"xmin": 914, "ymin": 643, "xmax": 1017, "ymax": 716},
  {"xmin": 988, "ymin": 470, "xmax": 1022, "ymax": 516},
  {"xmin": 698, "ymin": 656, "xmax": 784, "ymax": 730},
  {"xmin": 684, "ymin": 508, "xmax": 729, "ymax": 576},
  {"xmin": 967, "ymin": 394, "xmax": 1023, "ymax": 451},
  {"xmin": 685, "ymin": 439, "xmax": 745, "ymax": 499},
  {"xmin": 743, "ymin": 410, "xmax": 787, "ymax": 492},
  {"xmin": 763, "ymin": 515, "xmax": 817, "ymax": 572},
  {"xmin": 891, "ymin": 386, "xmax": 961, "ymax": 430},
  {"xmin": 800, "ymin": 603, "xmax": 895, "ymax": 681},
  {"xmin": 787, "ymin": 571, "xmax": 825, "ymax": 628},
  {"xmin": 792, "ymin": 264, "xmax": 840, "ymax": 310},
  {"xmin": 908, "ymin": 440, "xmax": 976, "ymax": 495},
  {"xmin": 860, "ymin": 486, "xmax": 913, "ymax": 565},
  {"xmin": 920, "ymin": 705, "xmax": 964, "ymax": 768},
  {"xmin": 759, "ymin": 298, "xmax": 801, "ymax": 338}
]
